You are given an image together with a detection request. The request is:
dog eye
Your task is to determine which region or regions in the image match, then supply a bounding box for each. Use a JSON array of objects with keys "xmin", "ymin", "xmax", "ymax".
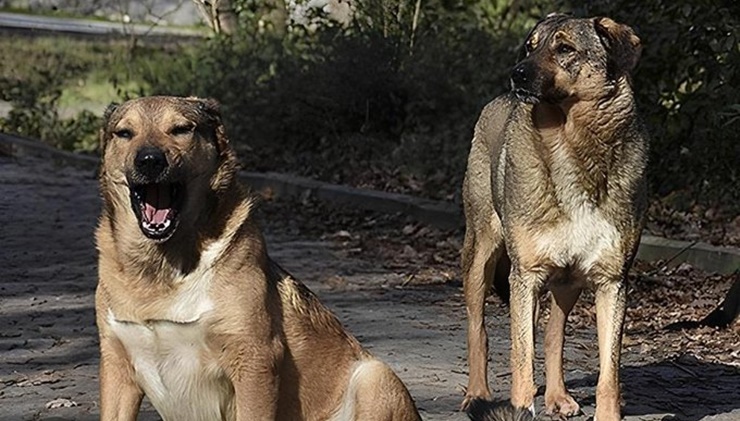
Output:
[
  {"xmin": 556, "ymin": 43, "xmax": 576, "ymax": 54},
  {"xmin": 114, "ymin": 129, "xmax": 133, "ymax": 140},
  {"xmin": 171, "ymin": 124, "xmax": 195, "ymax": 136}
]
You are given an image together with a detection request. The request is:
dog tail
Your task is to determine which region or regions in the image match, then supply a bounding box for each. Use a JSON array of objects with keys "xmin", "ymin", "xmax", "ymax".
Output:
[{"xmin": 466, "ymin": 398, "xmax": 534, "ymax": 421}]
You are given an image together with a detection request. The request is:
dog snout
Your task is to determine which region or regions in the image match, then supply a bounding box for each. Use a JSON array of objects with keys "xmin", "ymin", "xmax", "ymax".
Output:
[
  {"xmin": 511, "ymin": 62, "xmax": 533, "ymax": 90},
  {"xmin": 134, "ymin": 147, "xmax": 168, "ymax": 180}
]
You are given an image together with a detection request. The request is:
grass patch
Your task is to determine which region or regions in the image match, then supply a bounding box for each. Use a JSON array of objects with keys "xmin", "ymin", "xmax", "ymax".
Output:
[
  {"xmin": 0, "ymin": 35, "xmax": 167, "ymax": 108},
  {"xmin": 0, "ymin": 34, "xmax": 187, "ymax": 151},
  {"xmin": 58, "ymin": 76, "xmax": 142, "ymax": 117}
]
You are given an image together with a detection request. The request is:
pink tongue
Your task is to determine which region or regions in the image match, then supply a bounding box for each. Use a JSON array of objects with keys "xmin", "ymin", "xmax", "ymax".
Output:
[
  {"xmin": 143, "ymin": 184, "xmax": 171, "ymax": 224},
  {"xmin": 144, "ymin": 204, "xmax": 170, "ymax": 224}
]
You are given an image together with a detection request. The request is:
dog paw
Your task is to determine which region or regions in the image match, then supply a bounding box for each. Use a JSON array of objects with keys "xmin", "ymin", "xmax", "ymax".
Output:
[
  {"xmin": 593, "ymin": 408, "xmax": 621, "ymax": 421},
  {"xmin": 545, "ymin": 392, "xmax": 580, "ymax": 418},
  {"xmin": 461, "ymin": 392, "xmax": 492, "ymax": 411}
]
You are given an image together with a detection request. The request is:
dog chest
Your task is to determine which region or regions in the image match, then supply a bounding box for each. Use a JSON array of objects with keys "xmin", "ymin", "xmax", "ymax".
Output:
[
  {"xmin": 525, "ymin": 130, "xmax": 623, "ymax": 271},
  {"xmin": 108, "ymin": 313, "xmax": 234, "ymax": 421},
  {"xmin": 533, "ymin": 203, "xmax": 621, "ymax": 273}
]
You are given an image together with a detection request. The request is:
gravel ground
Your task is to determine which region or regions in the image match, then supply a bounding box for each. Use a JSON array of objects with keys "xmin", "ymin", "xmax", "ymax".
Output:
[{"xmin": 0, "ymin": 155, "xmax": 738, "ymax": 421}]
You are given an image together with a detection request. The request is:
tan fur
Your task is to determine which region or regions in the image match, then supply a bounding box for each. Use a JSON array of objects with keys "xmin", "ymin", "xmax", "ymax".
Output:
[
  {"xmin": 95, "ymin": 96, "xmax": 421, "ymax": 421},
  {"xmin": 461, "ymin": 15, "xmax": 648, "ymax": 421}
]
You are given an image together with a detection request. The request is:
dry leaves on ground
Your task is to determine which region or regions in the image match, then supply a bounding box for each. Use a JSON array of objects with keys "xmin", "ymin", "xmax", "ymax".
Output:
[{"xmin": 259, "ymin": 196, "xmax": 739, "ymax": 366}]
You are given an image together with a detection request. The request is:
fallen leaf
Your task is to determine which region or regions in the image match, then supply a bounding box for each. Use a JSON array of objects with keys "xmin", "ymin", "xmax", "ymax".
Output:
[{"xmin": 45, "ymin": 398, "xmax": 77, "ymax": 409}]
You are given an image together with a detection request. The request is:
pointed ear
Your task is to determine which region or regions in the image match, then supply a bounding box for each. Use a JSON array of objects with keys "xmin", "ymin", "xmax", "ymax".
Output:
[{"xmin": 594, "ymin": 17, "xmax": 642, "ymax": 76}]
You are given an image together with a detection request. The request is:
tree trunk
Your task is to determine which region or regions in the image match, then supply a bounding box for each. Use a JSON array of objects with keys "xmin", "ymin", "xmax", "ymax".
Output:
[{"xmin": 193, "ymin": 0, "xmax": 238, "ymax": 34}]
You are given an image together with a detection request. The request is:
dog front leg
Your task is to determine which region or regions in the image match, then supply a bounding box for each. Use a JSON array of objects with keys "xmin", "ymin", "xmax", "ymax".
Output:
[
  {"xmin": 229, "ymin": 340, "xmax": 284, "ymax": 420},
  {"xmin": 233, "ymin": 375, "xmax": 279, "ymax": 420},
  {"xmin": 99, "ymin": 336, "xmax": 143, "ymax": 421},
  {"xmin": 544, "ymin": 285, "xmax": 582, "ymax": 417},
  {"xmin": 509, "ymin": 269, "xmax": 541, "ymax": 412},
  {"xmin": 594, "ymin": 279, "xmax": 626, "ymax": 421}
]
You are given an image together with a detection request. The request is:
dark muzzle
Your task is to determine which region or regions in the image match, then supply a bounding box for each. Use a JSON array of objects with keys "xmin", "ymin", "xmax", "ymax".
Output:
[{"xmin": 134, "ymin": 147, "xmax": 168, "ymax": 181}]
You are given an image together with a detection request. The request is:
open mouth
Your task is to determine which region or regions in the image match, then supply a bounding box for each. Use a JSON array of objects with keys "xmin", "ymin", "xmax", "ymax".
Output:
[
  {"xmin": 129, "ymin": 182, "xmax": 183, "ymax": 242},
  {"xmin": 512, "ymin": 88, "xmax": 540, "ymax": 104}
]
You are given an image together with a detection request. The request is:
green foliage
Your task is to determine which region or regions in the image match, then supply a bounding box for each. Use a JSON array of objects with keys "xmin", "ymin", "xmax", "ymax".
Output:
[
  {"xmin": 0, "ymin": 44, "xmax": 101, "ymax": 151},
  {"xmin": 157, "ymin": 0, "xmax": 735, "ymax": 207},
  {"xmin": 4, "ymin": 0, "xmax": 737, "ymax": 211},
  {"xmin": 145, "ymin": 0, "xmax": 528, "ymax": 197},
  {"xmin": 0, "ymin": 36, "xmax": 184, "ymax": 153}
]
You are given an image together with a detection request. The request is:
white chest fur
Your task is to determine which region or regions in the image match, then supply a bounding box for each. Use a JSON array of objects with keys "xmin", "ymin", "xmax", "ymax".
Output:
[
  {"xmin": 533, "ymin": 142, "xmax": 622, "ymax": 273},
  {"xmin": 533, "ymin": 203, "xmax": 620, "ymax": 272},
  {"xmin": 108, "ymin": 313, "xmax": 234, "ymax": 421},
  {"xmin": 107, "ymin": 237, "xmax": 238, "ymax": 421}
]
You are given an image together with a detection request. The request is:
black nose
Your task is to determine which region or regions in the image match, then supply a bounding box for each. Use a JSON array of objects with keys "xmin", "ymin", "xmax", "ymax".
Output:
[
  {"xmin": 511, "ymin": 63, "xmax": 531, "ymax": 88},
  {"xmin": 134, "ymin": 147, "xmax": 168, "ymax": 180}
]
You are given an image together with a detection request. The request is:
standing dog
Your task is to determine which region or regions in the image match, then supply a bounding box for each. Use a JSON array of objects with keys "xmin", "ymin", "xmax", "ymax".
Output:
[
  {"xmin": 461, "ymin": 15, "xmax": 648, "ymax": 421},
  {"xmin": 95, "ymin": 96, "xmax": 422, "ymax": 421}
]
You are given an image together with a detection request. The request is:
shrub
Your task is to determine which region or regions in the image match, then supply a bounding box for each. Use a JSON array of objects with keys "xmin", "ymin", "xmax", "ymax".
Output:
[
  {"xmin": 11, "ymin": 0, "xmax": 729, "ymax": 212},
  {"xmin": 0, "ymin": 63, "xmax": 100, "ymax": 152},
  {"xmin": 145, "ymin": 1, "xmax": 529, "ymax": 199},
  {"xmin": 0, "ymin": 36, "xmax": 183, "ymax": 153}
]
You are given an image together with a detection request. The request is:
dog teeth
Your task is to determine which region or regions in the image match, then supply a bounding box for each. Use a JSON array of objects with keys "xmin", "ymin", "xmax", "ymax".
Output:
[{"xmin": 143, "ymin": 218, "xmax": 171, "ymax": 232}]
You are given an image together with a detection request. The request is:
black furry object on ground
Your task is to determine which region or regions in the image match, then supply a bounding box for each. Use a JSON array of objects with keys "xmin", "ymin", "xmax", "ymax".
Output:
[
  {"xmin": 466, "ymin": 398, "xmax": 534, "ymax": 421},
  {"xmin": 665, "ymin": 271, "xmax": 740, "ymax": 330}
]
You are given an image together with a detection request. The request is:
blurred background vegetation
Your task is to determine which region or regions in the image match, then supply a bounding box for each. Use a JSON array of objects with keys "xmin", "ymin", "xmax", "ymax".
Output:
[{"xmin": 1, "ymin": 0, "xmax": 738, "ymax": 220}]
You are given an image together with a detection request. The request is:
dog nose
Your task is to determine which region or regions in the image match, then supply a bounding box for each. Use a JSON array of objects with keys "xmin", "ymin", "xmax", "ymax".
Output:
[
  {"xmin": 134, "ymin": 147, "xmax": 168, "ymax": 180},
  {"xmin": 511, "ymin": 63, "xmax": 530, "ymax": 87}
]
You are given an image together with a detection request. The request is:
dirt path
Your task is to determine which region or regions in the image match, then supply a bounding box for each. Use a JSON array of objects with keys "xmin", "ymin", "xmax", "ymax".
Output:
[{"xmin": 1, "ymin": 156, "xmax": 738, "ymax": 421}]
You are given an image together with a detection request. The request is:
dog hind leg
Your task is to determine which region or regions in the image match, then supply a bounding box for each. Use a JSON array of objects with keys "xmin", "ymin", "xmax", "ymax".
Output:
[
  {"xmin": 332, "ymin": 360, "xmax": 421, "ymax": 421},
  {"xmin": 462, "ymin": 217, "xmax": 504, "ymax": 408}
]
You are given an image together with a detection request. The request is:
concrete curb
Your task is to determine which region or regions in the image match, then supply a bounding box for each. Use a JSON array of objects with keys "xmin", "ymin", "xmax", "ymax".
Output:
[
  {"xmin": 637, "ymin": 236, "xmax": 740, "ymax": 276},
  {"xmin": 2, "ymin": 132, "xmax": 738, "ymax": 275},
  {"xmin": 242, "ymin": 172, "xmax": 463, "ymax": 230},
  {"xmin": 0, "ymin": 132, "xmax": 100, "ymax": 170}
]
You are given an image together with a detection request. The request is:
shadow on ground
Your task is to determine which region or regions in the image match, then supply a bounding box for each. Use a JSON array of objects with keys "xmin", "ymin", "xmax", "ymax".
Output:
[{"xmin": 562, "ymin": 355, "xmax": 740, "ymax": 420}]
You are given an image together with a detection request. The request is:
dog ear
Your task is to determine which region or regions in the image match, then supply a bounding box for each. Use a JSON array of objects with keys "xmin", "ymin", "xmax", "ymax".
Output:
[
  {"xmin": 190, "ymin": 97, "xmax": 232, "ymax": 154},
  {"xmin": 518, "ymin": 13, "xmax": 570, "ymax": 61},
  {"xmin": 190, "ymin": 97, "xmax": 240, "ymax": 192},
  {"xmin": 594, "ymin": 17, "xmax": 642, "ymax": 76},
  {"xmin": 98, "ymin": 102, "xmax": 120, "ymax": 159},
  {"xmin": 103, "ymin": 102, "xmax": 119, "ymax": 122},
  {"xmin": 194, "ymin": 97, "xmax": 221, "ymax": 120}
]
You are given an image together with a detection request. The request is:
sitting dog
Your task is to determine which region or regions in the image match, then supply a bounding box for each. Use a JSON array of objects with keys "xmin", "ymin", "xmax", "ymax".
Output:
[
  {"xmin": 461, "ymin": 14, "xmax": 648, "ymax": 421},
  {"xmin": 95, "ymin": 96, "xmax": 422, "ymax": 421}
]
